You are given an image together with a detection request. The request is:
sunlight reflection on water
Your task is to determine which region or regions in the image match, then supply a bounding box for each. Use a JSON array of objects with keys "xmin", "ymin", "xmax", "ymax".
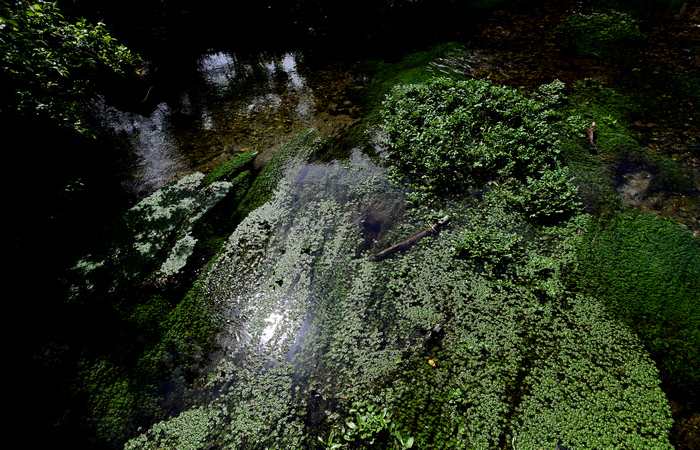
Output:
[
  {"xmin": 98, "ymin": 51, "xmax": 361, "ymax": 199},
  {"xmin": 261, "ymin": 312, "xmax": 285, "ymax": 345}
]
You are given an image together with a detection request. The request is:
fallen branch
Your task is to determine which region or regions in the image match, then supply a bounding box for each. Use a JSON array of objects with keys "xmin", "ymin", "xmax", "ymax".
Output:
[
  {"xmin": 369, "ymin": 215, "xmax": 451, "ymax": 262},
  {"xmin": 141, "ymin": 85, "xmax": 154, "ymax": 103}
]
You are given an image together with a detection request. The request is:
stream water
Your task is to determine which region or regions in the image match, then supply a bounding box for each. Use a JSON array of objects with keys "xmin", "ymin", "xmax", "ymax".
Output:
[{"xmin": 96, "ymin": 51, "xmax": 365, "ymax": 199}]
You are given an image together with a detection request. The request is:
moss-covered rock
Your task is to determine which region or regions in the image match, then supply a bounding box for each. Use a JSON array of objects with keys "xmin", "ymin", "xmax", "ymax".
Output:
[
  {"xmin": 571, "ymin": 208, "xmax": 700, "ymax": 401},
  {"xmin": 201, "ymin": 149, "xmax": 258, "ymax": 187}
]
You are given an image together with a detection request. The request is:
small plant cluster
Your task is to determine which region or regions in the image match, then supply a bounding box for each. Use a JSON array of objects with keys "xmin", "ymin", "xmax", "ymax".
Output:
[
  {"xmin": 381, "ymin": 77, "xmax": 580, "ymax": 222},
  {"xmin": 321, "ymin": 401, "xmax": 414, "ymax": 449},
  {"xmin": 556, "ymin": 10, "xmax": 644, "ymax": 61}
]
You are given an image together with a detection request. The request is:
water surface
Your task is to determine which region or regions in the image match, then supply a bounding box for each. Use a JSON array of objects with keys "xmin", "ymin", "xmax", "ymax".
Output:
[{"xmin": 98, "ymin": 51, "xmax": 365, "ymax": 199}]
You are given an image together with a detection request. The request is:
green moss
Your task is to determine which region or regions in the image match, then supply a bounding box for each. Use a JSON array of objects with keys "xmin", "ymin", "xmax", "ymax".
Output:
[
  {"xmin": 555, "ymin": 79, "xmax": 694, "ymax": 214},
  {"xmin": 235, "ymin": 129, "xmax": 329, "ymax": 219},
  {"xmin": 358, "ymin": 43, "xmax": 468, "ymax": 123},
  {"xmin": 566, "ymin": 78, "xmax": 644, "ymax": 126},
  {"xmin": 61, "ymin": 171, "xmax": 243, "ymax": 446},
  {"xmin": 200, "ymin": 149, "xmax": 257, "ymax": 187},
  {"xmin": 571, "ymin": 208, "xmax": 700, "ymax": 400}
]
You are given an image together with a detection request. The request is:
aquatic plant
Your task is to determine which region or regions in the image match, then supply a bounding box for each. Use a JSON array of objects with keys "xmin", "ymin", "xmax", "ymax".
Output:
[
  {"xmin": 191, "ymin": 170, "xmax": 253, "ymax": 255},
  {"xmin": 62, "ymin": 170, "xmax": 250, "ymax": 446},
  {"xmin": 379, "ymin": 209, "xmax": 673, "ymax": 449},
  {"xmin": 126, "ymin": 132, "xmax": 673, "ymax": 448}
]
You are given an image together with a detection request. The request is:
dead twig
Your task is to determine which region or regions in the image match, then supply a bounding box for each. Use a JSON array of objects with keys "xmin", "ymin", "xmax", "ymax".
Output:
[{"xmin": 586, "ymin": 121, "xmax": 598, "ymax": 154}]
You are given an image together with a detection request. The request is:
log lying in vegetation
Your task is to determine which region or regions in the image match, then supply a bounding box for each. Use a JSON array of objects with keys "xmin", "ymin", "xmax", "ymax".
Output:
[{"xmin": 369, "ymin": 215, "xmax": 451, "ymax": 262}]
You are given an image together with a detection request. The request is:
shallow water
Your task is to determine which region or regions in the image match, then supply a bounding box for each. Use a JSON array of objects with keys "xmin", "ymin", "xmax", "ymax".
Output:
[{"xmin": 96, "ymin": 51, "xmax": 365, "ymax": 199}]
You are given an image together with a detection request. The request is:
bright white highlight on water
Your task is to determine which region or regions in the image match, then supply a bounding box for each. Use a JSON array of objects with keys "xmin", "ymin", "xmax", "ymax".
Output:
[
  {"xmin": 261, "ymin": 313, "xmax": 284, "ymax": 345},
  {"xmin": 198, "ymin": 51, "xmax": 237, "ymax": 86}
]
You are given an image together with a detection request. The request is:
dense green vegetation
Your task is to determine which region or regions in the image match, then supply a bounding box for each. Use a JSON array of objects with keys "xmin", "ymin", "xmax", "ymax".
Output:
[
  {"xmin": 36, "ymin": 39, "xmax": 698, "ymax": 448},
  {"xmin": 121, "ymin": 128, "xmax": 675, "ymax": 449},
  {"xmin": 15, "ymin": 0, "xmax": 700, "ymax": 447},
  {"xmin": 550, "ymin": 77, "xmax": 700, "ymax": 405},
  {"xmin": 572, "ymin": 209, "xmax": 700, "ymax": 400},
  {"xmin": 119, "ymin": 65, "xmax": 697, "ymax": 447},
  {"xmin": 0, "ymin": 0, "xmax": 137, "ymax": 134},
  {"xmin": 381, "ymin": 77, "xmax": 580, "ymax": 222}
]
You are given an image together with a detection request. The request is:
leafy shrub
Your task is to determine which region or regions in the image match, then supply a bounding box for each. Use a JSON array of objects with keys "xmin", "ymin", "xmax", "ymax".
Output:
[
  {"xmin": 382, "ymin": 77, "xmax": 558, "ymax": 192},
  {"xmin": 510, "ymin": 168, "xmax": 583, "ymax": 222},
  {"xmin": 0, "ymin": 0, "xmax": 138, "ymax": 134},
  {"xmin": 381, "ymin": 77, "xmax": 580, "ymax": 222},
  {"xmin": 556, "ymin": 11, "xmax": 644, "ymax": 60},
  {"xmin": 452, "ymin": 204, "xmax": 525, "ymax": 274}
]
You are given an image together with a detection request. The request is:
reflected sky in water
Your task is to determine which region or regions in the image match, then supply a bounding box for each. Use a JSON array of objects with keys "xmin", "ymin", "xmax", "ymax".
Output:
[{"xmin": 99, "ymin": 51, "xmax": 363, "ymax": 199}]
